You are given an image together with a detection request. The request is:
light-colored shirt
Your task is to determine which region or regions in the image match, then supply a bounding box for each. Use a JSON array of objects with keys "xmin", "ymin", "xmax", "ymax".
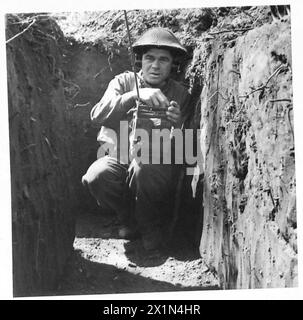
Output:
[{"xmin": 90, "ymin": 70, "xmax": 191, "ymax": 164}]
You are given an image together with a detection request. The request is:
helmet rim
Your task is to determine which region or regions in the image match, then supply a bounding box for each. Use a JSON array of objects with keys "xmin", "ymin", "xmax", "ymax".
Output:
[{"xmin": 132, "ymin": 27, "xmax": 187, "ymax": 58}]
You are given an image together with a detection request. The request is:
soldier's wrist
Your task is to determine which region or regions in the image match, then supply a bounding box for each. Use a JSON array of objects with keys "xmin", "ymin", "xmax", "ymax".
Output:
[{"xmin": 121, "ymin": 91, "xmax": 137, "ymax": 111}]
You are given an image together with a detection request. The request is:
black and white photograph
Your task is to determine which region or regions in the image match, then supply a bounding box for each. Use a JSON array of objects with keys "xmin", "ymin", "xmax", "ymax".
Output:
[{"xmin": 1, "ymin": 0, "xmax": 302, "ymax": 300}]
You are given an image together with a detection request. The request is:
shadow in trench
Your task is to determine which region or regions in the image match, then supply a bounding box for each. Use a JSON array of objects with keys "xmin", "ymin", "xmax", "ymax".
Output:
[
  {"xmin": 56, "ymin": 204, "xmax": 220, "ymax": 296},
  {"xmin": 57, "ymin": 250, "xmax": 219, "ymax": 296},
  {"xmin": 74, "ymin": 210, "xmax": 202, "ymax": 268},
  {"xmin": 123, "ymin": 235, "xmax": 201, "ymax": 268},
  {"xmin": 75, "ymin": 210, "xmax": 124, "ymax": 240}
]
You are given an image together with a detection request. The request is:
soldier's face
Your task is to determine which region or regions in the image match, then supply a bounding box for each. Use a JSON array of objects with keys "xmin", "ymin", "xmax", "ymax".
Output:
[{"xmin": 142, "ymin": 48, "xmax": 173, "ymax": 87}]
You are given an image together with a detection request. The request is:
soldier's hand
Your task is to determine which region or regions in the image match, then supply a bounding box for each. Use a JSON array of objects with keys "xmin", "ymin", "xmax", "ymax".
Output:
[
  {"xmin": 166, "ymin": 101, "xmax": 182, "ymax": 126},
  {"xmin": 138, "ymin": 88, "xmax": 169, "ymax": 109}
]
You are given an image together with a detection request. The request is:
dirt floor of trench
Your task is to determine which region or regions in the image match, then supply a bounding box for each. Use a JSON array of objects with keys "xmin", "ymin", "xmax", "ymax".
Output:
[{"xmin": 57, "ymin": 210, "xmax": 220, "ymax": 295}]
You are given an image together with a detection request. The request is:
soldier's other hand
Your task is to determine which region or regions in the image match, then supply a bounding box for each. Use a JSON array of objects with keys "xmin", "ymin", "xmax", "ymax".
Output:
[
  {"xmin": 167, "ymin": 101, "xmax": 182, "ymax": 125},
  {"xmin": 138, "ymin": 88, "xmax": 169, "ymax": 109}
]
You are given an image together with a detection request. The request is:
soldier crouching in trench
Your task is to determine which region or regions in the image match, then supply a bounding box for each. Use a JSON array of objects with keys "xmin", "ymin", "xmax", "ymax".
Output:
[{"xmin": 82, "ymin": 27, "xmax": 194, "ymax": 253}]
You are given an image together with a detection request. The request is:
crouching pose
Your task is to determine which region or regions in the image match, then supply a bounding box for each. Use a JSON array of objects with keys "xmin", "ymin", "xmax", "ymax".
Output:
[{"xmin": 82, "ymin": 27, "xmax": 192, "ymax": 251}]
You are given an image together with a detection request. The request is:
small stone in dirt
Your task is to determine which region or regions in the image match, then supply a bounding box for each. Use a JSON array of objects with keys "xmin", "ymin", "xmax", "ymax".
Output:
[{"xmin": 201, "ymin": 266, "xmax": 210, "ymax": 273}]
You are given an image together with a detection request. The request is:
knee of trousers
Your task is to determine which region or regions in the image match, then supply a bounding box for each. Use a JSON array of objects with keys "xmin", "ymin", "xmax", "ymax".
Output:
[
  {"xmin": 82, "ymin": 158, "xmax": 112, "ymax": 185},
  {"xmin": 132, "ymin": 163, "xmax": 172, "ymax": 201},
  {"xmin": 82, "ymin": 157, "xmax": 127, "ymax": 201}
]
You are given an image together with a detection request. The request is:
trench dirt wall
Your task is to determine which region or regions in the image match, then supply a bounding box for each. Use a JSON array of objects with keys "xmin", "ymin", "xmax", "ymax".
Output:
[
  {"xmin": 61, "ymin": 40, "xmax": 131, "ymax": 213},
  {"xmin": 197, "ymin": 19, "xmax": 297, "ymax": 288},
  {"xmin": 6, "ymin": 14, "xmax": 134, "ymax": 296},
  {"xmin": 6, "ymin": 16, "xmax": 78, "ymax": 296}
]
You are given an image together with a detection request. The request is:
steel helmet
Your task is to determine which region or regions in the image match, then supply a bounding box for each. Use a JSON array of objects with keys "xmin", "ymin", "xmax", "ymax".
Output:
[{"xmin": 132, "ymin": 27, "xmax": 187, "ymax": 58}]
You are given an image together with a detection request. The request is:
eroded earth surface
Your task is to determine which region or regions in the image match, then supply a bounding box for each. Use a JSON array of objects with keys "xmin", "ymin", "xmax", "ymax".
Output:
[{"xmin": 58, "ymin": 211, "xmax": 219, "ymax": 295}]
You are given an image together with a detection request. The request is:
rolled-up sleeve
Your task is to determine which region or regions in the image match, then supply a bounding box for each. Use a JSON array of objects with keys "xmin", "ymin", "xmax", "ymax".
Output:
[{"xmin": 90, "ymin": 74, "xmax": 135, "ymax": 128}]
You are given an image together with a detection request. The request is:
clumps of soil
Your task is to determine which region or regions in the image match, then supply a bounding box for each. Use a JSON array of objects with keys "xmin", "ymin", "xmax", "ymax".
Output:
[
  {"xmin": 52, "ymin": 9, "xmax": 214, "ymax": 47},
  {"xmin": 52, "ymin": 6, "xmax": 271, "ymax": 53},
  {"xmin": 185, "ymin": 6, "xmax": 272, "ymax": 89}
]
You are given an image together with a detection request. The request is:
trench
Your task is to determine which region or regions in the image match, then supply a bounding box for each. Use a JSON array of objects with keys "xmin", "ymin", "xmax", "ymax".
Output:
[
  {"xmin": 6, "ymin": 13, "xmax": 217, "ymax": 297},
  {"xmin": 6, "ymin": 7, "xmax": 297, "ymax": 297}
]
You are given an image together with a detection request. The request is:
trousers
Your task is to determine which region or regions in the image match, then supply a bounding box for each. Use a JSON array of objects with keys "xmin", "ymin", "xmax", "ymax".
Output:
[{"xmin": 81, "ymin": 155, "xmax": 181, "ymax": 246}]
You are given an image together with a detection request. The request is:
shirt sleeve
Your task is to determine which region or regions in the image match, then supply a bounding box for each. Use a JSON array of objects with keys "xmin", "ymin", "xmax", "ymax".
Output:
[{"xmin": 90, "ymin": 73, "xmax": 135, "ymax": 128}]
